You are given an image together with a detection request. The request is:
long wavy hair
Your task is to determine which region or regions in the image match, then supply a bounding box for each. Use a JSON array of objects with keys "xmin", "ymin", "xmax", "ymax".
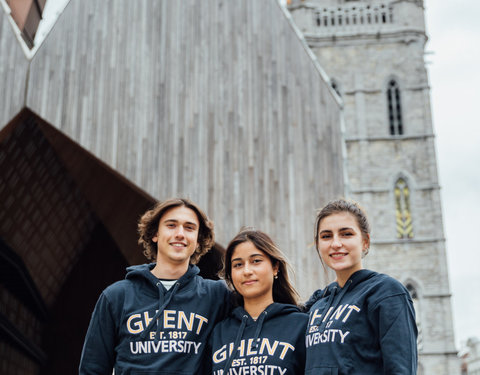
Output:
[{"xmin": 223, "ymin": 228, "xmax": 300, "ymax": 306}]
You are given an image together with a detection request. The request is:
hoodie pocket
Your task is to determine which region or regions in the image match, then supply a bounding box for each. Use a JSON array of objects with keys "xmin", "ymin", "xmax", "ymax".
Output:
[{"xmin": 305, "ymin": 367, "xmax": 339, "ymax": 375}]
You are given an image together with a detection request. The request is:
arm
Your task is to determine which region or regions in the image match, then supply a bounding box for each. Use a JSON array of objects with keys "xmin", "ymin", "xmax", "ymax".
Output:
[
  {"xmin": 79, "ymin": 292, "xmax": 117, "ymax": 375},
  {"xmin": 373, "ymin": 294, "xmax": 418, "ymax": 374},
  {"xmin": 294, "ymin": 314, "xmax": 309, "ymax": 373},
  {"xmin": 217, "ymin": 280, "xmax": 233, "ymax": 320}
]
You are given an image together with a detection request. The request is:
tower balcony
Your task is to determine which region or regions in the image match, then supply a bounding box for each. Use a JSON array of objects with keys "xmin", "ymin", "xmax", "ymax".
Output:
[{"xmin": 288, "ymin": 1, "xmax": 426, "ymax": 41}]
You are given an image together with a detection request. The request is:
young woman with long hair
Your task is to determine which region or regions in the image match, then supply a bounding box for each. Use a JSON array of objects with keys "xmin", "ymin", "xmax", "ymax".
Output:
[
  {"xmin": 208, "ymin": 228, "xmax": 307, "ymax": 375},
  {"xmin": 304, "ymin": 199, "xmax": 418, "ymax": 374}
]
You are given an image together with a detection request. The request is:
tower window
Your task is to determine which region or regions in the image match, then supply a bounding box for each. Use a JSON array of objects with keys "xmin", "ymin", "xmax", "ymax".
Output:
[
  {"xmin": 406, "ymin": 283, "xmax": 423, "ymax": 351},
  {"xmin": 406, "ymin": 284, "xmax": 418, "ymax": 299},
  {"xmin": 395, "ymin": 178, "xmax": 413, "ymax": 239},
  {"xmin": 330, "ymin": 79, "xmax": 341, "ymax": 97},
  {"xmin": 387, "ymin": 80, "xmax": 403, "ymax": 135}
]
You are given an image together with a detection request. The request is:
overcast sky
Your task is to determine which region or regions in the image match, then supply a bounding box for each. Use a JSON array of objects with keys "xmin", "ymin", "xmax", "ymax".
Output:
[
  {"xmin": 425, "ymin": 0, "xmax": 480, "ymax": 348},
  {"xmin": 35, "ymin": 0, "xmax": 478, "ymax": 350}
]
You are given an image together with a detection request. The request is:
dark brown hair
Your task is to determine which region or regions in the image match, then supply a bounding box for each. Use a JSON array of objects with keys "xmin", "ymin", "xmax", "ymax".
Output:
[
  {"xmin": 314, "ymin": 198, "xmax": 371, "ymax": 256},
  {"xmin": 138, "ymin": 198, "xmax": 214, "ymax": 264},
  {"xmin": 223, "ymin": 228, "xmax": 300, "ymax": 306}
]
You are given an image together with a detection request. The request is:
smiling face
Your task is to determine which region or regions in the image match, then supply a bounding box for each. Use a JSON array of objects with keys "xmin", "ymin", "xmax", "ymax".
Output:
[
  {"xmin": 152, "ymin": 206, "xmax": 200, "ymax": 268},
  {"xmin": 230, "ymin": 241, "xmax": 279, "ymax": 306},
  {"xmin": 317, "ymin": 212, "xmax": 369, "ymax": 285}
]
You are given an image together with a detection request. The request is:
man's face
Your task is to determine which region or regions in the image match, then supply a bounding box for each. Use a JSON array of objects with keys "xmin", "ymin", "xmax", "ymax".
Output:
[{"xmin": 152, "ymin": 206, "xmax": 200, "ymax": 267}]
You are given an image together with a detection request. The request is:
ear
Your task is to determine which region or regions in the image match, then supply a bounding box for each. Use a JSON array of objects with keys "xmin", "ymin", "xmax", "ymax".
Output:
[
  {"xmin": 363, "ymin": 233, "xmax": 370, "ymax": 250},
  {"xmin": 273, "ymin": 262, "xmax": 280, "ymax": 275},
  {"xmin": 152, "ymin": 234, "xmax": 158, "ymax": 243}
]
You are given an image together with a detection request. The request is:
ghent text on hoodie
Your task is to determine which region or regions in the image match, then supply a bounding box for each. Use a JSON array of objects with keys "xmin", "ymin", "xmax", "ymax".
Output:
[
  {"xmin": 305, "ymin": 269, "xmax": 417, "ymax": 375},
  {"xmin": 79, "ymin": 263, "xmax": 231, "ymax": 375},
  {"xmin": 209, "ymin": 302, "xmax": 308, "ymax": 375}
]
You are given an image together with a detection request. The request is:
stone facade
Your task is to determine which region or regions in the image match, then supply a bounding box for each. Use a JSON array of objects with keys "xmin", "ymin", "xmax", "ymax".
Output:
[
  {"xmin": 289, "ymin": 0, "xmax": 458, "ymax": 374},
  {"xmin": 465, "ymin": 338, "xmax": 480, "ymax": 375}
]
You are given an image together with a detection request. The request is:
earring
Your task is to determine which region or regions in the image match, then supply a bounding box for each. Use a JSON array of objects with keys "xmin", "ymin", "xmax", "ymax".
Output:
[{"xmin": 274, "ymin": 274, "xmax": 278, "ymax": 279}]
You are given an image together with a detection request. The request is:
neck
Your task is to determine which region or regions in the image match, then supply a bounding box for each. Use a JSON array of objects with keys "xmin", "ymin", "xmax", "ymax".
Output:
[
  {"xmin": 335, "ymin": 266, "xmax": 363, "ymax": 288},
  {"xmin": 243, "ymin": 296, "xmax": 274, "ymax": 319},
  {"xmin": 151, "ymin": 262, "xmax": 189, "ymax": 280}
]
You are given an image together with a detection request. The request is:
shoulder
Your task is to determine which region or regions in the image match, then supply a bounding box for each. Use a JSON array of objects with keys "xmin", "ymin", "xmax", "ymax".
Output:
[
  {"xmin": 191, "ymin": 276, "xmax": 232, "ymax": 301},
  {"xmin": 362, "ymin": 272, "xmax": 412, "ymax": 308},
  {"xmin": 102, "ymin": 279, "xmax": 129, "ymax": 297},
  {"xmin": 195, "ymin": 276, "xmax": 229, "ymax": 291},
  {"xmin": 367, "ymin": 272, "xmax": 409, "ymax": 295},
  {"xmin": 88, "ymin": 280, "xmax": 133, "ymax": 320},
  {"xmin": 304, "ymin": 288, "xmax": 326, "ymax": 311},
  {"xmin": 281, "ymin": 310, "xmax": 309, "ymax": 325},
  {"xmin": 102, "ymin": 275, "xmax": 156, "ymax": 302},
  {"xmin": 269, "ymin": 303, "xmax": 309, "ymax": 324}
]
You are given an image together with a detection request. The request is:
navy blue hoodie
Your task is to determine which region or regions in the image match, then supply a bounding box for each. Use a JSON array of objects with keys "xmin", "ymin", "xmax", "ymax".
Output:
[
  {"xmin": 79, "ymin": 263, "xmax": 230, "ymax": 375},
  {"xmin": 208, "ymin": 303, "xmax": 308, "ymax": 375},
  {"xmin": 304, "ymin": 269, "xmax": 417, "ymax": 375}
]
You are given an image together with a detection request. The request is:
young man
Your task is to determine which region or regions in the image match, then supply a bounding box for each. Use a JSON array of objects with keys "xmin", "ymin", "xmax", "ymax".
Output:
[{"xmin": 79, "ymin": 198, "xmax": 231, "ymax": 374}]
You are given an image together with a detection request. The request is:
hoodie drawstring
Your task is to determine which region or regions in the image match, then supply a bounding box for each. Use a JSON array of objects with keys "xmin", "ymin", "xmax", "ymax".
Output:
[
  {"xmin": 222, "ymin": 314, "xmax": 248, "ymax": 375},
  {"xmin": 317, "ymin": 279, "xmax": 353, "ymax": 332},
  {"xmin": 252, "ymin": 311, "xmax": 268, "ymax": 349},
  {"xmin": 140, "ymin": 282, "xmax": 181, "ymax": 340}
]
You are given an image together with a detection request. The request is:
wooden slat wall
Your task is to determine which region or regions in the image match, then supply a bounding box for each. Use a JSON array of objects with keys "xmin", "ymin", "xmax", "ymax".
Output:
[
  {"xmin": 0, "ymin": 9, "xmax": 29, "ymax": 133},
  {"xmin": 24, "ymin": 0, "xmax": 344, "ymax": 296}
]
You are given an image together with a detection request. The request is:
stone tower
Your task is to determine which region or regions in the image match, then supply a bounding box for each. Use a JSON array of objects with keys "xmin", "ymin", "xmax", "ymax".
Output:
[{"xmin": 289, "ymin": 0, "xmax": 458, "ymax": 373}]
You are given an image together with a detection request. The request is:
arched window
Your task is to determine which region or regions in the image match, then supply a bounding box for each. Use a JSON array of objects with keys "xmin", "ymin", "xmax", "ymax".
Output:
[
  {"xmin": 406, "ymin": 284, "xmax": 417, "ymax": 299},
  {"xmin": 406, "ymin": 283, "xmax": 423, "ymax": 352},
  {"xmin": 387, "ymin": 79, "xmax": 403, "ymax": 135},
  {"xmin": 395, "ymin": 178, "xmax": 413, "ymax": 239}
]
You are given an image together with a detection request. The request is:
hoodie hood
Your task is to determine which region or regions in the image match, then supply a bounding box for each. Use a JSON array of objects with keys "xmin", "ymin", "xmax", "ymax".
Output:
[
  {"xmin": 304, "ymin": 269, "xmax": 375, "ymax": 310},
  {"xmin": 323, "ymin": 269, "xmax": 375, "ymax": 297},
  {"xmin": 125, "ymin": 263, "xmax": 200, "ymax": 285},
  {"xmin": 230, "ymin": 302, "xmax": 301, "ymax": 322},
  {"xmin": 309, "ymin": 269, "xmax": 376, "ymax": 332}
]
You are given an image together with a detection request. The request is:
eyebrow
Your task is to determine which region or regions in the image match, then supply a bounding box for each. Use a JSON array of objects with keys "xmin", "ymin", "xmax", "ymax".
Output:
[
  {"xmin": 163, "ymin": 219, "xmax": 198, "ymax": 227},
  {"xmin": 319, "ymin": 227, "xmax": 354, "ymax": 234},
  {"xmin": 231, "ymin": 253, "xmax": 265, "ymax": 262}
]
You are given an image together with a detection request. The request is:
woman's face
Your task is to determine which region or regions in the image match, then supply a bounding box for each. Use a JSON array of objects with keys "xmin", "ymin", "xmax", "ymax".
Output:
[
  {"xmin": 230, "ymin": 241, "xmax": 278, "ymax": 303},
  {"xmin": 317, "ymin": 212, "xmax": 369, "ymax": 281}
]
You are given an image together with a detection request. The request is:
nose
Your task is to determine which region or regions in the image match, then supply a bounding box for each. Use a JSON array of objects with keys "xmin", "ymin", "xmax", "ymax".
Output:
[
  {"xmin": 331, "ymin": 235, "xmax": 342, "ymax": 249},
  {"xmin": 175, "ymin": 226, "xmax": 185, "ymax": 239},
  {"xmin": 243, "ymin": 262, "xmax": 253, "ymax": 275}
]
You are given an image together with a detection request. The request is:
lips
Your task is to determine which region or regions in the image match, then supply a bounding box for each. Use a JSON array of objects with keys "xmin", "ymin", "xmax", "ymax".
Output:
[
  {"xmin": 242, "ymin": 280, "xmax": 257, "ymax": 285},
  {"xmin": 170, "ymin": 242, "xmax": 187, "ymax": 247},
  {"xmin": 330, "ymin": 252, "xmax": 347, "ymax": 259}
]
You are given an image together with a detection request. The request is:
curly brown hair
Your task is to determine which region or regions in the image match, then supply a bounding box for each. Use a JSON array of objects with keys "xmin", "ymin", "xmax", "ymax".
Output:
[{"xmin": 138, "ymin": 198, "xmax": 215, "ymax": 264}]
